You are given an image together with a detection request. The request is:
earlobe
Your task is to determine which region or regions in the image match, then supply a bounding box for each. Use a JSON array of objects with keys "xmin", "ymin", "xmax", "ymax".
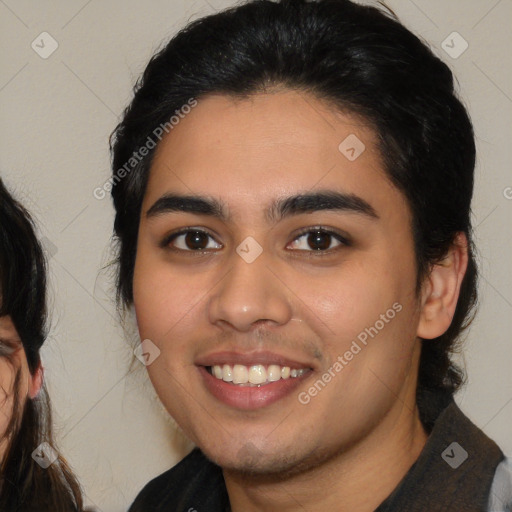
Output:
[
  {"xmin": 417, "ymin": 233, "xmax": 469, "ymax": 340},
  {"xmin": 28, "ymin": 360, "xmax": 44, "ymax": 399}
]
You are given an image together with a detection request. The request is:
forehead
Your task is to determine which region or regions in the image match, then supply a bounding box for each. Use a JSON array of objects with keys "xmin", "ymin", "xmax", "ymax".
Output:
[{"xmin": 144, "ymin": 90, "xmax": 404, "ymax": 219}]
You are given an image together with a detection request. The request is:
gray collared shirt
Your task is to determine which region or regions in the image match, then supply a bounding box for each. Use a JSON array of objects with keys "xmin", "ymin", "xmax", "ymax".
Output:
[{"xmin": 488, "ymin": 456, "xmax": 512, "ymax": 511}]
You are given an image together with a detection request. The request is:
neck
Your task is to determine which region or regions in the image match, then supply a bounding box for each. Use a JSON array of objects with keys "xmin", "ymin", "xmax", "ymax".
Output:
[{"xmin": 224, "ymin": 390, "xmax": 428, "ymax": 512}]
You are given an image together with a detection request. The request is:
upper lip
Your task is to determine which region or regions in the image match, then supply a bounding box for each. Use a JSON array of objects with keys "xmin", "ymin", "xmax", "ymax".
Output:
[{"xmin": 195, "ymin": 350, "xmax": 315, "ymax": 370}]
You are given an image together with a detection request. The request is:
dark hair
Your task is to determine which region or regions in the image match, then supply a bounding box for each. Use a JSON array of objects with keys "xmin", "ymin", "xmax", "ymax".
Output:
[
  {"xmin": 110, "ymin": 0, "xmax": 477, "ymax": 425},
  {"xmin": 0, "ymin": 177, "xmax": 85, "ymax": 511}
]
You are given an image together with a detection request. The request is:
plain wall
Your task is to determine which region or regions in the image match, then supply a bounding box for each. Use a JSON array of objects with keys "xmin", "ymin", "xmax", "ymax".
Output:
[{"xmin": 1, "ymin": 0, "xmax": 511, "ymax": 510}]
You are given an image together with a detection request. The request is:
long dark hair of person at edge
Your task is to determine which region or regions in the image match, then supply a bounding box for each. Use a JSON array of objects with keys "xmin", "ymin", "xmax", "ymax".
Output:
[{"xmin": 0, "ymin": 177, "xmax": 85, "ymax": 511}]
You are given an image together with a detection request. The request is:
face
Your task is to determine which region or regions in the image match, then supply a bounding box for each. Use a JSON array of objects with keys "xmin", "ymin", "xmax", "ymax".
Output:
[
  {"xmin": 133, "ymin": 90, "xmax": 424, "ymax": 474},
  {"xmin": 0, "ymin": 315, "xmax": 31, "ymax": 461}
]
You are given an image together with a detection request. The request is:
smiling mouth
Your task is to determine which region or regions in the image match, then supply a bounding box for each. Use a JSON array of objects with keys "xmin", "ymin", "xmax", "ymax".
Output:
[{"xmin": 206, "ymin": 364, "xmax": 310, "ymax": 386}]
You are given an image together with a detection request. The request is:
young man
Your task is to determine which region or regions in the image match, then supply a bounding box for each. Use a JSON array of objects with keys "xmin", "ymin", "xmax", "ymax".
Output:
[{"xmin": 108, "ymin": 0, "xmax": 511, "ymax": 510}]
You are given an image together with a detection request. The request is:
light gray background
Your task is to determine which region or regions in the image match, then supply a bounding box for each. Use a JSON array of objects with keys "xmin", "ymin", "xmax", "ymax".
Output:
[{"xmin": 1, "ymin": 1, "xmax": 511, "ymax": 510}]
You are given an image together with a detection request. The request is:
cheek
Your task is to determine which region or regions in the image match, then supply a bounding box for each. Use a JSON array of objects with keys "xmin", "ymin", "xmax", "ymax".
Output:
[
  {"xmin": 132, "ymin": 247, "xmax": 220, "ymax": 387},
  {"xmin": 0, "ymin": 362, "xmax": 14, "ymax": 432},
  {"xmin": 0, "ymin": 359, "xmax": 28, "ymax": 434},
  {"xmin": 132, "ymin": 247, "xmax": 201, "ymax": 341},
  {"xmin": 297, "ymin": 251, "xmax": 419, "ymax": 394},
  {"xmin": 298, "ymin": 255, "xmax": 412, "ymax": 343},
  {"xmin": 296, "ymin": 302, "xmax": 420, "ymax": 448}
]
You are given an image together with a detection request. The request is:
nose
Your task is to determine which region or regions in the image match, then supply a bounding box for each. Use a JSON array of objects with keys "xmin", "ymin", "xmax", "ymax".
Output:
[{"xmin": 207, "ymin": 248, "xmax": 293, "ymax": 332}]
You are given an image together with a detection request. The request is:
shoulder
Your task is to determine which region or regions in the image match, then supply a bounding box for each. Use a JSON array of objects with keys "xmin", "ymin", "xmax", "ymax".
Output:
[
  {"xmin": 488, "ymin": 456, "xmax": 512, "ymax": 511},
  {"xmin": 128, "ymin": 448, "xmax": 228, "ymax": 512}
]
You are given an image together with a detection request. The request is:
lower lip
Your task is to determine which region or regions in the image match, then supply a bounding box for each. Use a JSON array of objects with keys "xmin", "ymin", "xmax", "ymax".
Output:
[{"xmin": 198, "ymin": 366, "xmax": 310, "ymax": 410}]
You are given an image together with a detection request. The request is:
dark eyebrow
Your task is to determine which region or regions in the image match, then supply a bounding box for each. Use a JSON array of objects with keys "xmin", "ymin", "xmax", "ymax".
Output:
[
  {"xmin": 146, "ymin": 190, "xmax": 378, "ymax": 222},
  {"xmin": 146, "ymin": 195, "xmax": 228, "ymax": 220},
  {"xmin": 267, "ymin": 190, "xmax": 379, "ymax": 223}
]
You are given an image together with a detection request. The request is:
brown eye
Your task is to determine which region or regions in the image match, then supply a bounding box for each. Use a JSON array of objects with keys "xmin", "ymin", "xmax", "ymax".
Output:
[
  {"xmin": 307, "ymin": 231, "xmax": 332, "ymax": 250},
  {"xmin": 184, "ymin": 231, "xmax": 209, "ymax": 250},
  {"xmin": 288, "ymin": 228, "xmax": 349, "ymax": 252},
  {"xmin": 168, "ymin": 230, "xmax": 222, "ymax": 251}
]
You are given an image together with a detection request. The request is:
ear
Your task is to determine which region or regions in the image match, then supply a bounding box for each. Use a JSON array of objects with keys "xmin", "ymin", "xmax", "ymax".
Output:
[
  {"xmin": 28, "ymin": 359, "xmax": 44, "ymax": 399},
  {"xmin": 417, "ymin": 233, "xmax": 469, "ymax": 340}
]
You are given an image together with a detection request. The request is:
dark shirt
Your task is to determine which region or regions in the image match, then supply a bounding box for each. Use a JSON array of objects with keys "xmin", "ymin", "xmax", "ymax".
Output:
[{"xmin": 129, "ymin": 398, "xmax": 504, "ymax": 511}]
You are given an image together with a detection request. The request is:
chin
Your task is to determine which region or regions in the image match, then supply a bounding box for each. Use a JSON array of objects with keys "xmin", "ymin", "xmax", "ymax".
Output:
[{"xmin": 201, "ymin": 441, "xmax": 326, "ymax": 479}]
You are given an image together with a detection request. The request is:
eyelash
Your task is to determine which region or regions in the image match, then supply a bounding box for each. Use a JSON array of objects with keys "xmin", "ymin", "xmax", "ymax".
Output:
[{"xmin": 161, "ymin": 226, "xmax": 351, "ymax": 256}]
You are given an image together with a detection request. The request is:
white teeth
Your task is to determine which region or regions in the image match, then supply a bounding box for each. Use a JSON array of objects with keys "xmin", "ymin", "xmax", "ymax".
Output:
[
  {"xmin": 248, "ymin": 365, "xmax": 267, "ymax": 384},
  {"xmin": 213, "ymin": 365, "xmax": 223, "ymax": 379},
  {"xmin": 232, "ymin": 364, "xmax": 249, "ymax": 384},
  {"xmin": 267, "ymin": 365, "xmax": 281, "ymax": 382},
  {"xmin": 222, "ymin": 364, "xmax": 233, "ymax": 382},
  {"xmin": 210, "ymin": 364, "xmax": 308, "ymax": 385}
]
